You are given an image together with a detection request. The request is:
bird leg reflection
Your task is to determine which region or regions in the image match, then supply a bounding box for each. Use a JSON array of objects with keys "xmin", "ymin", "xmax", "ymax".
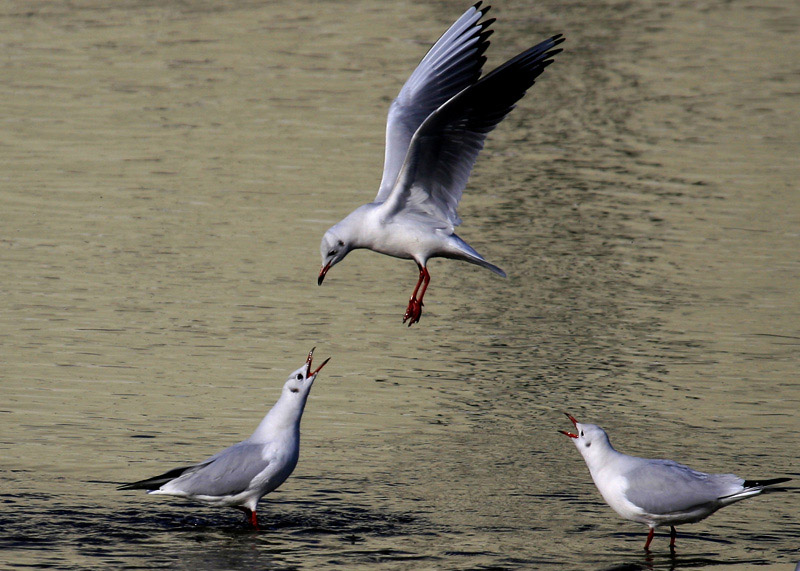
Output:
[{"xmin": 403, "ymin": 265, "xmax": 430, "ymax": 326}]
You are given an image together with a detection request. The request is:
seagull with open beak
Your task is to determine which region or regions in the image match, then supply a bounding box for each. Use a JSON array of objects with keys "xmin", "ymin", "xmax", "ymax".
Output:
[
  {"xmin": 560, "ymin": 413, "xmax": 791, "ymax": 551},
  {"xmin": 119, "ymin": 348, "xmax": 331, "ymax": 528}
]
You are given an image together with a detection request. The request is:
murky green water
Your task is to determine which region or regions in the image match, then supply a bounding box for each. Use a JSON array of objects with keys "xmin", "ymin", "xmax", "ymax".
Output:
[{"xmin": 1, "ymin": 0, "xmax": 797, "ymax": 569}]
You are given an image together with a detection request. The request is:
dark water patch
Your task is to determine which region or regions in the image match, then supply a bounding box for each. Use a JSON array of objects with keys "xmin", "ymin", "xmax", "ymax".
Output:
[
  {"xmin": 597, "ymin": 553, "xmax": 773, "ymax": 571},
  {"xmin": 1, "ymin": 494, "xmax": 445, "ymax": 568},
  {"xmin": 0, "ymin": 495, "xmax": 444, "ymax": 553}
]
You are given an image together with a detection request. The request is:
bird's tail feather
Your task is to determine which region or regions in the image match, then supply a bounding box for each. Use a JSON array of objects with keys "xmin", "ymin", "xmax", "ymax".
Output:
[
  {"xmin": 469, "ymin": 256, "xmax": 506, "ymax": 277},
  {"xmin": 448, "ymin": 234, "xmax": 506, "ymax": 277}
]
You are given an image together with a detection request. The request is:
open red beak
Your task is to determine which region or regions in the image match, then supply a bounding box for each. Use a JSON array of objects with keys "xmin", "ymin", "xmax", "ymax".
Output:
[
  {"xmin": 559, "ymin": 412, "xmax": 579, "ymax": 438},
  {"xmin": 306, "ymin": 347, "xmax": 331, "ymax": 377},
  {"xmin": 317, "ymin": 263, "xmax": 331, "ymax": 286}
]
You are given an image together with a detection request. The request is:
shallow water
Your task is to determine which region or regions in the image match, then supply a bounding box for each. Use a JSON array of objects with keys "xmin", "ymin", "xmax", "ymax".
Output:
[{"xmin": 1, "ymin": 0, "xmax": 798, "ymax": 569}]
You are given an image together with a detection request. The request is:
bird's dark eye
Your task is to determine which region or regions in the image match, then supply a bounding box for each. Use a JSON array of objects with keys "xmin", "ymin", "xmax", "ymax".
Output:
[
  {"xmin": 296, "ymin": 374, "xmax": 303, "ymax": 380},
  {"xmin": 580, "ymin": 431, "xmax": 584, "ymax": 437},
  {"xmin": 337, "ymin": 240, "xmax": 344, "ymax": 246}
]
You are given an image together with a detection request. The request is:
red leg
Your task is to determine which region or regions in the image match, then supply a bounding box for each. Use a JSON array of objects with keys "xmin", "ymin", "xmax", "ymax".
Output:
[
  {"xmin": 403, "ymin": 265, "xmax": 430, "ymax": 326},
  {"xmin": 236, "ymin": 506, "xmax": 260, "ymax": 530},
  {"xmin": 643, "ymin": 527, "xmax": 655, "ymax": 551},
  {"xmin": 669, "ymin": 526, "xmax": 677, "ymax": 550},
  {"xmin": 417, "ymin": 267, "xmax": 431, "ymax": 305},
  {"xmin": 409, "ymin": 266, "xmax": 425, "ymax": 300}
]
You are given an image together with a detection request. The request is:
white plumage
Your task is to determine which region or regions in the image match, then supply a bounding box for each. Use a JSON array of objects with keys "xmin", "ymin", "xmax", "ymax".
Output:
[
  {"xmin": 561, "ymin": 413, "xmax": 790, "ymax": 550},
  {"xmin": 318, "ymin": 3, "xmax": 564, "ymax": 326},
  {"xmin": 119, "ymin": 349, "xmax": 330, "ymax": 528}
]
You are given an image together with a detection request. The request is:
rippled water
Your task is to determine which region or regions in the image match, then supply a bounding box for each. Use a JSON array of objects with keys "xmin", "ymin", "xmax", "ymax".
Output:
[{"xmin": 1, "ymin": 0, "xmax": 798, "ymax": 569}]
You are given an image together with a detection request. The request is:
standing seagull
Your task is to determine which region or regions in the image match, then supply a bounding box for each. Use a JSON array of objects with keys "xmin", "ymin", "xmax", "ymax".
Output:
[
  {"xmin": 317, "ymin": 3, "xmax": 564, "ymax": 325},
  {"xmin": 118, "ymin": 348, "xmax": 330, "ymax": 529},
  {"xmin": 560, "ymin": 413, "xmax": 791, "ymax": 551}
]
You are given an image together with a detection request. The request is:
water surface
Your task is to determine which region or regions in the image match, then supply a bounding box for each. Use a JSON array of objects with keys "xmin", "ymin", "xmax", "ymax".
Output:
[{"xmin": 1, "ymin": 0, "xmax": 798, "ymax": 569}]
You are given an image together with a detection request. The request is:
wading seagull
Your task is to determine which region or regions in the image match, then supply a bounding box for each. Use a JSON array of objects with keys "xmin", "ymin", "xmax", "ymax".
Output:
[
  {"xmin": 560, "ymin": 413, "xmax": 791, "ymax": 551},
  {"xmin": 317, "ymin": 3, "xmax": 564, "ymax": 326},
  {"xmin": 118, "ymin": 348, "xmax": 330, "ymax": 529}
]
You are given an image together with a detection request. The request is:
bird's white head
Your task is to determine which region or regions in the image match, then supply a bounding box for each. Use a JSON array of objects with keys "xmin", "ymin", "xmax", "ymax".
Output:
[
  {"xmin": 560, "ymin": 413, "xmax": 612, "ymax": 461},
  {"xmin": 318, "ymin": 227, "xmax": 352, "ymax": 285},
  {"xmin": 283, "ymin": 347, "xmax": 331, "ymax": 398}
]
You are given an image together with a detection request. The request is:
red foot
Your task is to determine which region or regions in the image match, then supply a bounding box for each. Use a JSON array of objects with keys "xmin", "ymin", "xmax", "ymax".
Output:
[{"xmin": 403, "ymin": 298, "xmax": 423, "ymax": 326}]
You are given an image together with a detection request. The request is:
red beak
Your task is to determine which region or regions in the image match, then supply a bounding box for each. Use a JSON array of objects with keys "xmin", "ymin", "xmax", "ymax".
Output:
[
  {"xmin": 559, "ymin": 412, "xmax": 579, "ymax": 438},
  {"xmin": 317, "ymin": 263, "xmax": 331, "ymax": 286},
  {"xmin": 306, "ymin": 347, "xmax": 331, "ymax": 377}
]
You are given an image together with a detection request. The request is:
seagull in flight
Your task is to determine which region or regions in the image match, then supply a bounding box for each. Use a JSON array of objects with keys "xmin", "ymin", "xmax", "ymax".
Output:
[
  {"xmin": 560, "ymin": 413, "xmax": 791, "ymax": 551},
  {"xmin": 119, "ymin": 348, "xmax": 330, "ymax": 529},
  {"xmin": 317, "ymin": 3, "xmax": 564, "ymax": 325}
]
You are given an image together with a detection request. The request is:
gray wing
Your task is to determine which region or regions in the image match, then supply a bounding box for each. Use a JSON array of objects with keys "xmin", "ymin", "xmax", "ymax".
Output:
[
  {"xmin": 382, "ymin": 34, "xmax": 564, "ymax": 227},
  {"xmin": 375, "ymin": 3, "xmax": 493, "ymax": 203},
  {"xmin": 171, "ymin": 442, "xmax": 270, "ymax": 497},
  {"xmin": 624, "ymin": 459, "xmax": 744, "ymax": 515}
]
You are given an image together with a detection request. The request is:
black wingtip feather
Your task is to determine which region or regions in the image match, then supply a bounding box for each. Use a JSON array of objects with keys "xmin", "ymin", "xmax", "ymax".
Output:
[
  {"xmin": 742, "ymin": 477, "xmax": 792, "ymax": 488},
  {"xmin": 117, "ymin": 464, "xmax": 197, "ymax": 491},
  {"xmin": 476, "ymin": 32, "xmax": 493, "ymax": 59}
]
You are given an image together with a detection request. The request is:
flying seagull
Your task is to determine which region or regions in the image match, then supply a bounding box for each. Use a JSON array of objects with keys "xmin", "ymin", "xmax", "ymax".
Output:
[{"xmin": 318, "ymin": 3, "xmax": 564, "ymax": 325}]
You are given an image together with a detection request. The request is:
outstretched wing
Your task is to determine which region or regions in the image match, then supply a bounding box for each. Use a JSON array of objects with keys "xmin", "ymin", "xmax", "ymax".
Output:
[
  {"xmin": 382, "ymin": 34, "xmax": 564, "ymax": 227},
  {"xmin": 375, "ymin": 3, "xmax": 494, "ymax": 202}
]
